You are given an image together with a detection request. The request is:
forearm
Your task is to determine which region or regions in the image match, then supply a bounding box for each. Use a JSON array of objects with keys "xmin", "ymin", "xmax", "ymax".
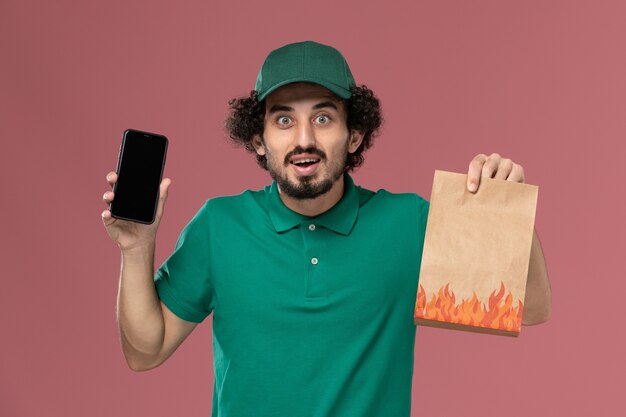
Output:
[
  {"xmin": 117, "ymin": 243, "xmax": 165, "ymax": 368},
  {"xmin": 522, "ymin": 229, "xmax": 552, "ymax": 325}
]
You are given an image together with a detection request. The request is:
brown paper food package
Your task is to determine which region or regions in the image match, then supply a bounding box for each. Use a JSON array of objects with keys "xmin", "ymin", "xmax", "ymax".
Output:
[{"xmin": 414, "ymin": 170, "xmax": 538, "ymax": 336}]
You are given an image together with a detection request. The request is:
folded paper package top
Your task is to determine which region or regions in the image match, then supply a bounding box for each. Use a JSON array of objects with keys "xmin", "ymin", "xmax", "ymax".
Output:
[{"xmin": 414, "ymin": 170, "xmax": 538, "ymax": 336}]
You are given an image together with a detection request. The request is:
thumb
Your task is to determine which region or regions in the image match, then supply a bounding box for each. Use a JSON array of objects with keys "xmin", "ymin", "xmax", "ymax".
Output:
[{"xmin": 155, "ymin": 178, "xmax": 172, "ymax": 219}]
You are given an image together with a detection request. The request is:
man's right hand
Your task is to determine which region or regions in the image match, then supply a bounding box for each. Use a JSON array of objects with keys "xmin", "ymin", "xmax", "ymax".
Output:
[
  {"xmin": 101, "ymin": 171, "xmax": 172, "ymax": 252},
  {"xmin": 102, "ymin": 170, "xmax": 195, "ymax": 371}
]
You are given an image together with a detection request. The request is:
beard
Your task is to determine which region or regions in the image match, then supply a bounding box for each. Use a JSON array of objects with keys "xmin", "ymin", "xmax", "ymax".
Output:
[{"xmin": 265, "ymin": 144, "xmax": 348, "ymax": 200}]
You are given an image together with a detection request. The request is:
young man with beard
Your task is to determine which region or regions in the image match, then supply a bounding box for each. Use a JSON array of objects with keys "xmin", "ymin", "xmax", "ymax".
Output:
[{"xmin": 101, "ymin": 41, "xmax": 551, "ymax": 417}]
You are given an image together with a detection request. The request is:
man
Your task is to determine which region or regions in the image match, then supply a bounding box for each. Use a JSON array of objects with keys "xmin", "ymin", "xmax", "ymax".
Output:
[{"xmin": 102, "ymin": 41, "xmax": 551, "ymax": 417}]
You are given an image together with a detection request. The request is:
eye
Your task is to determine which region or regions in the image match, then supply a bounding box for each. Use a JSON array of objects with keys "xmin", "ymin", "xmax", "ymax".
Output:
[
  {"xmin": 315, "ymin": 115, "xmax": 330, "ymax": 124},
  {"xmin": 277, "ymin": 116, "xmax": 292, "ymax": 126}
]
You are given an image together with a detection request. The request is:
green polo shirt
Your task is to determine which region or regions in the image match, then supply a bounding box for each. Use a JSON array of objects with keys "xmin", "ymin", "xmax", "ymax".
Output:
[{"xmin": 154, "ymin": 174, "xmax": 430, "ymax": 417}]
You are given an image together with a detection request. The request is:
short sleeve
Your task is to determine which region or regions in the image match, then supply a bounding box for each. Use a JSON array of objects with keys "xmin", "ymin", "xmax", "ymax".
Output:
[{"xmin": 154, "ymin": 200, "xmax": 214, "ymax": 323}]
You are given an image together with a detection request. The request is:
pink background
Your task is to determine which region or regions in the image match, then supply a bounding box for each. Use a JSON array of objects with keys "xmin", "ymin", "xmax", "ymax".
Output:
[{"xmin": 1, "ymin": 1, "xmax": 624, "ymax": 416}]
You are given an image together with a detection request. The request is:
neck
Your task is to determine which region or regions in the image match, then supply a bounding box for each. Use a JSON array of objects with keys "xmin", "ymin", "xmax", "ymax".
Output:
[{"xmin": 278, "ymin": 176, "xmax": 345, "ymax": 217}]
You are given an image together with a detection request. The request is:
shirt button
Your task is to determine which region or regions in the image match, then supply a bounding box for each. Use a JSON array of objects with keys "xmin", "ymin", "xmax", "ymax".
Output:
[
  {"xmin": 311, "ymin": 257, "xmax": 318, "ymax": 265},
  {"xmin": 308, "ymin": 224, "xmax": 316, "ymax": 231}
]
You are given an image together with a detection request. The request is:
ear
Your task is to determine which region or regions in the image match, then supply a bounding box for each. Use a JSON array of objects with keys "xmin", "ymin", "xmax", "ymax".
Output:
[
  {"xmin": 252, "ymin": 134, "xmax": 266, "ymax": 156},
  {"xmin": 348, "ymin": 129, "xmax": 365, "ymax": 154}
]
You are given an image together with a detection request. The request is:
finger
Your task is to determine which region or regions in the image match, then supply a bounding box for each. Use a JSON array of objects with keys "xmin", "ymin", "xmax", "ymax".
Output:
[
  {"xmin": 101, "ymin": 209, "xmax": 117, "ymax": 227},
  {"xmin": 155, "ymin": 178, "xmax": 172, "ymax": 220},
  {"xmin": 507, "ymin": 163, "xmax": 525, "ymax": 183},
  {"xmin": 467, "ymin": 154, "xmax": 487, "ymax": 192},
  {"xmin": 494, "ymin": 158, "xmax": 514, "ymax": 180},
  {"xmin": 103, "ymin": 191, "xmax": 115, "ymax": 203},
  {"xmin": 481, "ymin": 153, "xmax": 501, "ymax": 179},
  {"xmin": 106, "ymin": 171, "xmax": 118, "ymax": 186}
]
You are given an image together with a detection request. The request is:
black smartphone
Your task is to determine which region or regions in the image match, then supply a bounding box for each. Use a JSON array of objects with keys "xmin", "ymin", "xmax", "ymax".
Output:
[{"xmin": 110, "ymin": 129, "xmax": 168, "ymax": 224}]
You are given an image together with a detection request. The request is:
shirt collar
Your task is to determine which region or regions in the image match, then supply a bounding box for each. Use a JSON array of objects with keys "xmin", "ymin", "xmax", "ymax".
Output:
[{"xmin": 267, "ymin": 174, "xmax": 359, "ymax": 235}]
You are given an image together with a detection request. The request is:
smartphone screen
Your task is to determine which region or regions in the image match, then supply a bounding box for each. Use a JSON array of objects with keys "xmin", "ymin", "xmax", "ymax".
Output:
[{"xmin": 110, "ymin": 129, "xmax": 168, "ymax": 224}]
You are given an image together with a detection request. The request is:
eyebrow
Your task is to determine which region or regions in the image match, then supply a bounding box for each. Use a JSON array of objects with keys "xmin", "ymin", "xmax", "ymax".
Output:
[
  {"xmin": 267, "ymin": 100, "xmax": 339, "ymax": 115},
  {"xmin": 268, "ymin": 104, "xmax": 293, "ymax": 114},
  {"xmin": 312, "ymin": 101, "xmax": 339, "ymax": 111}
]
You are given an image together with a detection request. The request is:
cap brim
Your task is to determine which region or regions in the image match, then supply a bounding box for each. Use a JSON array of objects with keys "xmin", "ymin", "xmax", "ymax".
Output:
[{"xmin": 258, "ymin": 77, "xmax": 352, "ymax": 101}]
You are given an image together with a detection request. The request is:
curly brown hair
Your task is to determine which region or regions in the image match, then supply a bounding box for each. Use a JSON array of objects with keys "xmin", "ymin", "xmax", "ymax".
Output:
[{"xmin": 225, "ymin": 85, "xmax": 383, "ymax": 172}]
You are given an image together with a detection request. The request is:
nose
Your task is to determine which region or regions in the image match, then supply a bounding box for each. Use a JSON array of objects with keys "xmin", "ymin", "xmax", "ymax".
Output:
[{"xmin": 294, "ymin": 119, "xmax": 316, "ymax": 149}]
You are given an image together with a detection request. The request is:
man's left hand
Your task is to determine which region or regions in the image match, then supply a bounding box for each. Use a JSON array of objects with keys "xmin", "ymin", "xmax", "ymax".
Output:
[{"xmin": 466, "ymin": 153, "xmax": 525, "ymax": 192}]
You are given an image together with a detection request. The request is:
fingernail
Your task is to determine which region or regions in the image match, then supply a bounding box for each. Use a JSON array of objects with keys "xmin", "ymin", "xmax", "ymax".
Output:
[
  {"xmin": 103, "ymin": 192, "xmax": 108, "ymax": 200},
  {"xmin": 468, "ymin": 182, "xmax": 477, "ymax": 192},
  {"xmin": 106, "ymin": 174, "xmax": 111, "ymax": 181}
]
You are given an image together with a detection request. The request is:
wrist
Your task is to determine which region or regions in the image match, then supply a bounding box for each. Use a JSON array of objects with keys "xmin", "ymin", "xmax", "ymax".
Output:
[{"xmin": 121, "ymin": 242, "xmax": 156, "ymax": 260}]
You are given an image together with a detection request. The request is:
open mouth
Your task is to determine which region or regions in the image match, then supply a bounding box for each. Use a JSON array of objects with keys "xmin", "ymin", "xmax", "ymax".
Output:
[
  {"xmin": 290, "ymin": 158, "xmax": 320, "ymax": 167},
  {"xmin": 289, "ymin": 156, "xmax": 322, "ymax": 175}
]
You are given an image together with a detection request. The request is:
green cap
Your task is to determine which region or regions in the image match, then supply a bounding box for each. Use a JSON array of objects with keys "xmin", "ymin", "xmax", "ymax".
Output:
[{"xmin": 255, "ymin": 41, "xmax": 356, "ymax": 101}]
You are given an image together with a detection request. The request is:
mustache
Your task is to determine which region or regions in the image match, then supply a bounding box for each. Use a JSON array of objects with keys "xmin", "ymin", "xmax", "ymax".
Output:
[{"xmin": 283, "ymin": 147, "xmax": 326, "ymax": 165}]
